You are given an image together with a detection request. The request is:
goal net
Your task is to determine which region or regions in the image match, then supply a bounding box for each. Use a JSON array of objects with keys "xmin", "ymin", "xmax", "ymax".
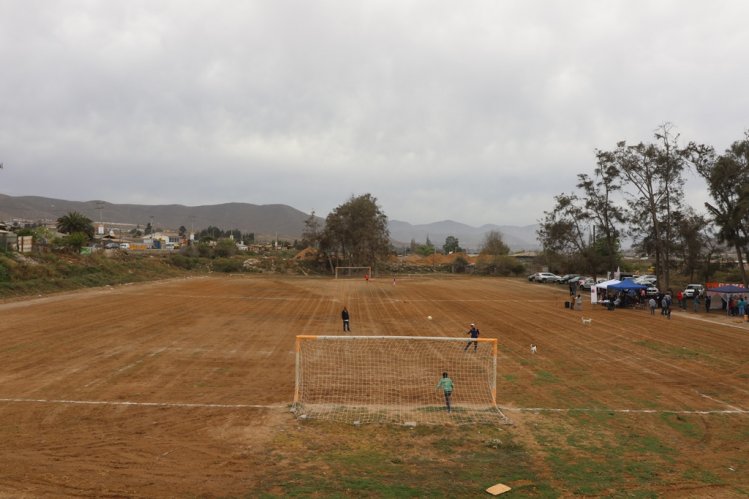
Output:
[
  {"xmin": 334, "ymin": 266, "xmax": 371, "ymax": 279},
  {"xmin": 292, "ymin": 335, "xmax": 508, "ymax": 425}
]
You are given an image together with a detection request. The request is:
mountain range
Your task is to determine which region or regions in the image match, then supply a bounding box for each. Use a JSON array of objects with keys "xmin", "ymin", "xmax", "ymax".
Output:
[{"xmin": 0, "ymin": 194, "xmax": 540, "ymax": 251}]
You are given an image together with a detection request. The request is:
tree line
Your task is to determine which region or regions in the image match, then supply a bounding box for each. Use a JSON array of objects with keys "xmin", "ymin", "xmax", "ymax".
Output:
[{"xmin": 538, "ymin": 124, "xmax": 749, "ymax": 289}]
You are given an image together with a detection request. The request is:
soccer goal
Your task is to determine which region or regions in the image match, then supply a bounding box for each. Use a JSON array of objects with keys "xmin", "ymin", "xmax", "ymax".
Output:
[
  {"xmin": 292, "ymin": 335, "xmax": 508, "ymax": 425},
  {"xmin": 334, "ymin": 266, "xmax": 371, "ymax": 279}
]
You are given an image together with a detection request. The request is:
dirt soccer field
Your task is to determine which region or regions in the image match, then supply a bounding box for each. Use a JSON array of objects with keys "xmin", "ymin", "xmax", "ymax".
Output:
[{"xmin": 1, "ymin": 275, "xmax": 748, "ymax": 497}]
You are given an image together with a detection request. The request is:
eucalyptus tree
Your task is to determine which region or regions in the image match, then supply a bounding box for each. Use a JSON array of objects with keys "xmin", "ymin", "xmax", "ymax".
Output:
[
  {"xmin": 538, "ymin": 160, "xmax": 624, "ymax": 276},
  {"xmin": 597, "ymin": 124, "xmax": 688, "ymax": 290},
  {"xmin": 301, "ymin": 210, "xmax": 323, "ymax": 249},
  {"xmin": 688, "ymin": 132, "xmax": 749, "ymax": 286},
  {"xmin": 672, "ymin": 209, "xmax": 709, "ymax": 282}
]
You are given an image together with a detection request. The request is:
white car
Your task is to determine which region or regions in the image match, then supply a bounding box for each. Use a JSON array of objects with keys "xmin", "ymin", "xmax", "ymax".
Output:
[
  {"xmin": 534, "ymin": 272, "xmax": 561, "ymax": 283},
  {"xmin": 683, "ymin": 284, "xmax": 705, "ymax": 298}
]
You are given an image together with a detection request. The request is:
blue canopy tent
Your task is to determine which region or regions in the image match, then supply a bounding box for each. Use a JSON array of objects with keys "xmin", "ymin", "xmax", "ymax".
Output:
[
  {"xmin": 607, "ymin": 279, "xmax": 648, "ymax": 291},
  {"xmin": 604, "ymin": 279, "xmax": 648, "ymax": 308},
  {"xmin": 708, "ymin": 285, "xmax": 746, "ymax": 293}
]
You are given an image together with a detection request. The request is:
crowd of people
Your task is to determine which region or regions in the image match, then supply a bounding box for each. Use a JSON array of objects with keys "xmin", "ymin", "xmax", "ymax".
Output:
[
  {"xmin": 588, "ymin": 285, "xmax": 747, "ymax": 318},
  {"xmin": 722, "ymin": 294, "xmax": 747, "ymax": 316}
]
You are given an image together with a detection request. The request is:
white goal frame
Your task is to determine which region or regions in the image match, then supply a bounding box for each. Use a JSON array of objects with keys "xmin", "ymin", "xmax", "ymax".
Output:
[
  {"xmin": 334, "ymin": 266, "xmax": 371, "ymax": 279},
  {"xmin": 292, "ymin": 335, "xmax": 506, "ymax": 425}
]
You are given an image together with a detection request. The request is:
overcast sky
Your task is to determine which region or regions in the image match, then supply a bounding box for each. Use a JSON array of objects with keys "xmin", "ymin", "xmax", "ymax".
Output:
[{"xmin": 1, "ymin": 1, "xmax": 748, "ymax": 227}]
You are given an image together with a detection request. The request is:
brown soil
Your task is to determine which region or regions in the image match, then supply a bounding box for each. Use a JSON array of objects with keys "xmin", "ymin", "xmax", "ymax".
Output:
[{"xmin": 1, "ymin": 275, "xmax": 747, "ymax": 496}]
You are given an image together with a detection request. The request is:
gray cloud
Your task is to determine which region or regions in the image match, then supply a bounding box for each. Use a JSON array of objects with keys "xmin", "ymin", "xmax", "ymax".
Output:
[{"xmin": 1, "ymin": 0, "xmax": 748, "ymax": 226}]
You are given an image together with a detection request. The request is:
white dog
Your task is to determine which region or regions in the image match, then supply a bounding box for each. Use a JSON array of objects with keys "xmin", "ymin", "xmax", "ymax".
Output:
[
  {"xmin": 581, "ymin": 317, "xmax": 592, "ymax": 325},
  {"xmin": 530, "ymin": 344, "xmax": 537, "ymax": 354}
]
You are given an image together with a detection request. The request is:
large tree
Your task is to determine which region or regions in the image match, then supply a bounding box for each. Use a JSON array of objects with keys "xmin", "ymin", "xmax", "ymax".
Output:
[
  {"xmin": 443, "ymin": 236, "xmax": 463, "ymax": 254},
  {"xmin": 319, "ymin": 194, "xmax": 390, "ymax": 270},
  {"xmin": 672, "ymin": 209, "xmax": 709, "ymax": 282},
  {"xmin": 688, "ymin": 132, "xmax": 749, "ymax": 286},
  {"xmin": 538, "ymin": 161, "xmax": 624, "ymax": 276},
  {"xmin": 477, "ymin": 230, "xmax": 517, "ymax": 275},
  {"xmin": 598, "ymin": 124, "xmax": 688, "ymax": 290}
]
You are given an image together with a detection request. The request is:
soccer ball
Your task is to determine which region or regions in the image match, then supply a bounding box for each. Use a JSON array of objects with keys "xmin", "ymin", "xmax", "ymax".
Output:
[{"xmin": 427, "ymin": 315, "xmax": 432, "ymax": 320}]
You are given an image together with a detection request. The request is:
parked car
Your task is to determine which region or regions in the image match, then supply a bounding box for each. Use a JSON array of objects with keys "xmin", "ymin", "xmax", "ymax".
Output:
[
  {"xmin": 580, "ymin": 278, "xmax": 596, "ymax": 290},
  {"xmin": 646, "ymin": 286, "xmax": 659, "ymax": 297},
  {"xmin": 528, "ymin": 272, "xmax": 541, "ymax": 282},
  {"xmin": 534, "ymin": 272, "xmax": 561, "ymax": 283},
  {"xmin": 119, "ymin": 242, "xmax": 130, "ymax": 249},
  {"xmin": 635, "ymin": 275, "xmax": 657, "ymax": 285},
  {"xmin": 683, "ymin": 284, "xmax": 705, "ymax": 298},
  {"xmin": 555, "ymin": 274, "xmax": 580, "ymax": 284}
]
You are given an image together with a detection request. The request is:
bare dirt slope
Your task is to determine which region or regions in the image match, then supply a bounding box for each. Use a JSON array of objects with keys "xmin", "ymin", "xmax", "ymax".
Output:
[{"xmin": 1, "ymin": 275, "xmax": 747, "ymax": 496}]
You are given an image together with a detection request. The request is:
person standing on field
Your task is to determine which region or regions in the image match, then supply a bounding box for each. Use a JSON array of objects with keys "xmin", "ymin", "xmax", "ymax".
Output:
[
  {"xmin": 436, "ymin": 371, "xmax": 454, "ymax": 413},
  {"xmin": 464, "ymin": 323, "xmax": 480, "ymax": 352},
  {"xmin": 649, "ymin": 297, "xmax": 657, "ymax": 315},
  {"xmin": 341, "ymin": 306, "xmax": 351, "ymax": 332},
  {"xmin": 662, "ymin": 292, "xmax": 672, "ymax": 319}
]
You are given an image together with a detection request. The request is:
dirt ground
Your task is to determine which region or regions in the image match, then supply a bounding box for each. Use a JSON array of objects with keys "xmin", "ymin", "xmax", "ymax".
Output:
[{"xmin": 1, "ymin": 275, "xmax": 748, "ymax": 496}]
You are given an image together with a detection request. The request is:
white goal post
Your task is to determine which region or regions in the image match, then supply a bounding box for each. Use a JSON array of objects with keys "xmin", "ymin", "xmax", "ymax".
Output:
[
  {"xmin": 334, "ymin": 266, "xmax": 371, "ymax": 279},
  {"xmin": 292, "ymin": 335, "xmax": 507, "ymax": 425}
]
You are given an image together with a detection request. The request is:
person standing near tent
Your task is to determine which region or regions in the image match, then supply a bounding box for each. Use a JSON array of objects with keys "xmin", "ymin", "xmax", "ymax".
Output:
[
  {"xmin": 705, "ymin": 294, "xmax": 711, "ymax": 313},
  {"xmin": 693, "ymin": 293, "xmax": 700, "ymax": 313},
  {"xmin": 662, "ymin": 292, "xmax": 672, "ymax": 319},
  {"xmin": 436, "ymin": 371, "xmax": 454, "ymax": 413}
]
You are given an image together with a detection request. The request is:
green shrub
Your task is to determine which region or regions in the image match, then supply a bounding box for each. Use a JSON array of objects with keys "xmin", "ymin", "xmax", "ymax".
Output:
[
  {"xmin": 214, "ymin": 239, "xmax": 238, "ymax": 258},
  {"xmin": 211, "ymin": 258, "xmax": 244, "ymax": 273},
  {"xmin": 169, "ymin": 254, "xmax": 201, "ymax": 270},
  {"xmin": 197, "ymin": 243, "xmax": 213, "ymax": 258}
]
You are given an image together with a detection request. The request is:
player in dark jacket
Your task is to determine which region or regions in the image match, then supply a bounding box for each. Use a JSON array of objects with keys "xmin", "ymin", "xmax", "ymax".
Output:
[
  {"xmin": 341, "ymin": 306, "xmax": 351, "ymax": 332},
  {"xmin": 464, "ymin": 323, "xmax": 479, "ymax": 352}
]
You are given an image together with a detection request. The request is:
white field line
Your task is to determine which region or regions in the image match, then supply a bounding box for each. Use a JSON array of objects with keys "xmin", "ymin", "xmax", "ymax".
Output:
[
  {"xmin": 697, "ymin": 392, "xmax": 746, "ymax": 412},
  {"xmin": 1, "ymin": 397, "xmax": 746, "ymax": 415},
  {"xmin": 0, "ymin": 398, "xmax": 286, "ymax": 409},
  {"xmin": 500, "ymin": 406, "xmax": 749, "ymax": 415}
]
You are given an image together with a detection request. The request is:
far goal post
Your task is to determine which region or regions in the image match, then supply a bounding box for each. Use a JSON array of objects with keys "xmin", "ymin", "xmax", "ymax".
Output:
[
  {"xmin": 292, "ymin": 335, "xmax": 507, "ymax": 425},
  {"xmin": 334, "ymin": 266, "xmax": 371, "ymax": 279}
]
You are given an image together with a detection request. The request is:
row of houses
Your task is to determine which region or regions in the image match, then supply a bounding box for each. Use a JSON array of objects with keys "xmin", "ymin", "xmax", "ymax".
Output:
[{"xmin": 1, "ymin": 220, "xmax": 291, "ymax": 256}]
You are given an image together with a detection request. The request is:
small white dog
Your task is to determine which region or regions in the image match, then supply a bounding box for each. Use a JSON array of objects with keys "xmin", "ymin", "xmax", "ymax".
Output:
[
  {"xmin": 581, "ymin": 317, "xmax": 592, "ymax": 325},
  {"xmin": 530, "ymin": 344, "xmax": 537, "ymax": 354}
]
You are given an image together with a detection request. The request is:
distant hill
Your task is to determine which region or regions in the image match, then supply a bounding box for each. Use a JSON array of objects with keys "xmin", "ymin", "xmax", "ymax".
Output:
[
  {"xmin": 389, "ymin": 220, "xmax": 539, "ymax": 252},
  {"xmin": 0, "ymin": 194, "xmax": 540, "ymax": 249},
  {"xmin": 0, "ymin": 194, "xmax": 315, "ymax": 241}
]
